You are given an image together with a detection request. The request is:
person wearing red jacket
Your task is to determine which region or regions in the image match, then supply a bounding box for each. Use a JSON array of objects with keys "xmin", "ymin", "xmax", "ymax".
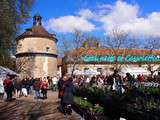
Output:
[
  {"xmin": 3, "ymin": 74, "xmax": 14, "ymax": 101},
  {"xmin": 137, "ymin": 74, "xmax": 145, "ymax": 83},
  {"xmin": 41, "ymin": 78, "xmax": 48, "ymax": 99}
]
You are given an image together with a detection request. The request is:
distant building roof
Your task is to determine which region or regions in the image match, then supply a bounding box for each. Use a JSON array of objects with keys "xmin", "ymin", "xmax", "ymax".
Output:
[
  {"xmin": 68, "ymin": 48, "xmax": 160, "ymax": 56},
  {"xmin": 16, "ymin": 15, "xmax": 57, "ymax": 41}
]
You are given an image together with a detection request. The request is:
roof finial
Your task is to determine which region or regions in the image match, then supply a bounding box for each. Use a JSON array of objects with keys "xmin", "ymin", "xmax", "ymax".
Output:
[{"xmin": 33, "ymin": 14, "xmax": 42, "ymax": 26}]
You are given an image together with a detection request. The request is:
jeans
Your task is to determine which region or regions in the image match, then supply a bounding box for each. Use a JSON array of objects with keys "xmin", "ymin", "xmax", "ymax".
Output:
[
  {"xmin": 6, "ymin": 91, "xmax": 12, "ymax": 101},
  {"xmin": 34, "ymin": 90, "xmax": 40, "ymax": 99},
  {"xmin": 53, "ymin": 84, "xmax": 56, "ymax": 91}
]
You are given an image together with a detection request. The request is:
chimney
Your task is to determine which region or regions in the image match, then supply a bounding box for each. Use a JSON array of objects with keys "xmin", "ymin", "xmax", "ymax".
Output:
[{"xmin": 33, "ymin": 14, "xmax": 42, "ymax": 26}]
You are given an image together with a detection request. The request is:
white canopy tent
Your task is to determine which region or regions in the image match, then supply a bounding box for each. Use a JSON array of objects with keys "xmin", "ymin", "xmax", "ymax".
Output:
[
  {"xmin": 73, "ymin": 70, "xmax": 84, "ymax": 75},
  {"xmin": 73, "ymin": 69, "xmax": 100, "ymax": 76},
  {"xmin": 120, "ymin": 67, "xmax": 150, "ymax": 77},
  {"xmin": 84, "ymin": 69, "xmax": 100, "ymax": 75},
  {"xmin": 0, "ymin": 66, "xmax": 18, "ymax": 93},
  {"xmin": 0, "ymin": 66, "xmax": 18, "ymax": 77}
]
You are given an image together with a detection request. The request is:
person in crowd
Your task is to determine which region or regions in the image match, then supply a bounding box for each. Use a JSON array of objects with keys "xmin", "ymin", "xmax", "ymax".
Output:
[
  {"xmin": 58, "ymin": 76, "xmax": 66, "ymax": 99},
  {"xmin": 97, "ymin": 76, "xmax": 104, "ymax": 88},
  {"xmin": 72, "ymin": 75, "xmax": 76, "ymax": 82},
  {"xmin": 26, "ymin": 78, "xmax": 31, "ymax": 95},
  {"xmin": 21, "ymin": 78, "xmax": 28, "ymax": 97},
  {"xmin": 125, "ymin": 73, "xmax": 135, "ymax": 88},
  {"xmin": 90, "ymin": 76, "xmax": 97, "ymax": 86},
  {"xmin": 155, "ymin": 71, "xmax": 160, "ymax": 82},
  {"xmin": 41, "ymin": 77, "xmax": 48, "ymax": 99},
  {"xmin": 0, "ymin": 76, "xmax": 4, "ymax": 99},
  {"xmin": 85, "ymin": 76, "xmax": 90, "ymax": 84},
  {"xmin": 3, "ymin": 74, "xmax": 14, "ymax": 101},
  {"xmin": 104, "ymin": 75, "xmax": 108, "ymax": 85},
  {"xmin": 111, "ymin": 70, "xmax": 123, "ymax": 93},
  {"xmin": 47, "ymin": 76, "xmax": 52, "ymax": 89},
  {"xmin": 137, "ymin": 74, "xmax": 145, "ymax": 83},
  {"xmin": 57, "ymin": 76, "xmax": 66, "ymax": 112},
  {"xmin": 14, "ymin": 76, "xmax": 22, "ymax": 98},
  {"xmin": 33, "ymin": 78, "xmax": 41, "ymax": 99},
  {"xmin": 29, "ymin": 77, "xmax": 34, "ymax": 94},
  {"xmin": 62, "ymin": 77, "xmax": 75, "ymax": 115},
  {"xmin": 52, "ymin": 76, "xmax": 58, "ymax": 92},
  {"xmin": 107, "ymin": 75, "xmax": 114, "ymax": 90}
]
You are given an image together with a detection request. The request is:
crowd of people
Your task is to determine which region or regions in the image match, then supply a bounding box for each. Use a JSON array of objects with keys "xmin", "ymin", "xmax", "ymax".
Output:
[
  {"xmin": 1, "ymin": 74, "xmax": 59, "ymax": 101},
  {"xmin": 1, "ymin": 73, "xmax": 75, "ymax": 115},
  {"xmin": 56, "ymin": 70, "xmax": 160, "ymax": 115},
  {"xmin": 72, "ymin": 71, "xmax": 160, "ymax": 89},
  {"xmin": 0, "ymin": 70, "xmax": 160, "ymax": 115}
]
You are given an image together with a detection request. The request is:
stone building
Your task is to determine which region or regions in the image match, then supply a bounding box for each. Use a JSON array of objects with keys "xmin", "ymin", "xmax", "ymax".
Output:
[
  {"xmin": 63, "ymin": 41, "xmax": 160, "ymax": 76},
  {"xmin": 16, "ymin": 14, "xmax": 57, "ymax": 78}
]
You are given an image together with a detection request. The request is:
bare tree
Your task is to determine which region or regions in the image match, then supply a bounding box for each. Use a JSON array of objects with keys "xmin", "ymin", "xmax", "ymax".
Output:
[
  {"xmin": 144, "ymin": 37, "xmax": 160, "ymax": 76},
  {"xmin": 16, "ymin": 56, "xmax": 35, "ymax": 77},
  {"xmin": 59, "ymin": 29, "xmax": 102, "ymax": 75},
  {"xmin": 104, "ymin": 28, "xmax": 133, "ymax": 71},
  {"xmin": 59, "ymin": 30, "xmax": 87, "ymax": 75}
]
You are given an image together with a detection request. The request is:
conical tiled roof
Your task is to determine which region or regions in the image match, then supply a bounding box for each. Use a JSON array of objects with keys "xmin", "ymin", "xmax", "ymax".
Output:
[{"xmin": 16, "ymin": 15, "xmax": 57, "ymax": 41}]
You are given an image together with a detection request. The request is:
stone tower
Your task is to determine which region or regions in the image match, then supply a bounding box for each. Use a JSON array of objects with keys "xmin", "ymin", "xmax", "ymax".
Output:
[{"xmin": 16, "ymin": 14, "xmax": 57, "ymax": 78}]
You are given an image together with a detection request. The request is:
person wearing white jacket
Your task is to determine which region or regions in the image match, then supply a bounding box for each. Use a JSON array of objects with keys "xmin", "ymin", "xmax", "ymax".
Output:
[
  {"xmin": 52, "ymin": 76, "xmax": 58, "ymax": 91},
  {"xmin": 0, "ymin": 77, "xmax": 4, "ymax": 99}
]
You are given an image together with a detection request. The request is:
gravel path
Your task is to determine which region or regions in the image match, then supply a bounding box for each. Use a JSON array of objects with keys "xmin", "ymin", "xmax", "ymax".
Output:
[{"xmin": 0, "ymin": 91, "xmax": 81, "ymax": 120}]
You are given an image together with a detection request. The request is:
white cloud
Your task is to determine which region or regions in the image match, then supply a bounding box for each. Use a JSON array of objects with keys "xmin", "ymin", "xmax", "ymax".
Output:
[
  {"xmin": 78, "ymin": 9, "xmax": 94, "ymax": 19},
  {"xmin": 46, "ymin": 16, "xmax": 95, "ymax": 33},
  {"xmin": 98, "ymin": 0, "xmax": 160, "ymax": 37},
  {"xmin": 46, "ymin": 0, "xmax": 160, "ymax": 36},
  {"xmin": 98, "ymin": 4, "xmax": 113, "ymax": 10}
]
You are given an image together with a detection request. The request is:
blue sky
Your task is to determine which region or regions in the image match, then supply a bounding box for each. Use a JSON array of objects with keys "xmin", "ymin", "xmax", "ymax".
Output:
[{"xmin": 22, "ymin": 0, "xmax": 160, "ymax": 41}]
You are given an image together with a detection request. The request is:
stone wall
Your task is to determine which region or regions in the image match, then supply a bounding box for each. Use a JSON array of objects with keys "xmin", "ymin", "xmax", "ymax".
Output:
[
  {"xmin": 16, "ymin": 37, "xmax": 57, "ymax": 78},
  {"xmin": 17, "ymin": 37, "xmax": 56, "ymax": 54}
]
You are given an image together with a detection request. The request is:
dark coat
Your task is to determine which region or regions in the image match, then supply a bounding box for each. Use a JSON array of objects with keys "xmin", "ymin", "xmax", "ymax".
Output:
[
  {"xmin": 107, "ymin": 75, "xmax": 114, "ymax": 85},
  {"xmin": 14, "ymin": 80, "xmax": 22, "ymax": 90},
  {"xmin": 58, "ymin": 78, "xmax": 64, "ymax": 91},
  {"xmin": 22, "ymin": 80, "xmax": 28, "ymax": 88},
  {"xmin": 62, "ymin": 81, "xmax": 75, "ymax": 104}
]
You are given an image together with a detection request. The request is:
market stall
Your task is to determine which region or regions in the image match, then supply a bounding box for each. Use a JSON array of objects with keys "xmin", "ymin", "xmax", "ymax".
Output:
[{"xmin": 120, "ymin": 67, "xmax": 150, "ymax": 77}]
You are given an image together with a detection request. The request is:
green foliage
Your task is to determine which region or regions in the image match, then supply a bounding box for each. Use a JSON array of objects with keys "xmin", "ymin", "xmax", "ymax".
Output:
[
  {"xmin": 137, "ymin": 86, "xmax": 160, "ymax": 95},
  {"xmin": 92, "ymin": 105, "xmax": 104, "ymax": 114},
  {"xmin": 0, "ymin": 0, "xmax": 35, "ymax": 68},
  {"xmin": 74, "ymin": 96, "xmax": 92, "ymax": 108},
  {"xmin": 74, "ymin": 96, "xmax": 104, "ymax": 115},
  {"xmin": 75, "ymin": 85, "xmax": 160, "ymax": 119},
  {"xmin": 145, "ymin": 98, "xmax": 159, "ymax": 110}
]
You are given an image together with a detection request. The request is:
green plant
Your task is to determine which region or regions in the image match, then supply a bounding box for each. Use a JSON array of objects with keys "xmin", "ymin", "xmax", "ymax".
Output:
[
  {"xmin": 74, "ymin": 96, "xmax": 93, "ymax": 108},
  {"xmin": 92, "ymin": 105, "xmax": 104, "ymax": 114}
]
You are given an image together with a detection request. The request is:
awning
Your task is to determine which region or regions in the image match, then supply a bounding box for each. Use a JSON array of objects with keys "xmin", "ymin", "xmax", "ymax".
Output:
[
  {"xmin": 0, "ymin": 66, "xmax": 18, "ymax": 77},
  {"xmin": 120, "ymin": 67, "xmax": 150, "ymax": 76}
]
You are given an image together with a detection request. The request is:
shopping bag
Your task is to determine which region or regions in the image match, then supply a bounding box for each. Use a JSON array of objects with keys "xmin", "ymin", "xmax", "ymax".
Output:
[
  {"xmin": 59, "ymin": 90, "xmax": 64, "ymax": 98},
  {"xmin": 3, "ymin": 92, "xmax": 7, "ymax": 100},
  {"xmin": 22, "ymin": 88, "xmax": 28, "ymax": 96}
]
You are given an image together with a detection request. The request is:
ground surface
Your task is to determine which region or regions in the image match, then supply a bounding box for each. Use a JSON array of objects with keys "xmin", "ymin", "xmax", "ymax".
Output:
[{"xmin": 0, "ymin": 91, "xmax": 81, "ymax": 120}]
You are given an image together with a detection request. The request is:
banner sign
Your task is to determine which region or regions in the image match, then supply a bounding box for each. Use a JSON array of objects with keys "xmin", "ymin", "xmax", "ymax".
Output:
[{"xmin": 82, "ymin": 55, "xmax": 160, "ymax": 62}]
